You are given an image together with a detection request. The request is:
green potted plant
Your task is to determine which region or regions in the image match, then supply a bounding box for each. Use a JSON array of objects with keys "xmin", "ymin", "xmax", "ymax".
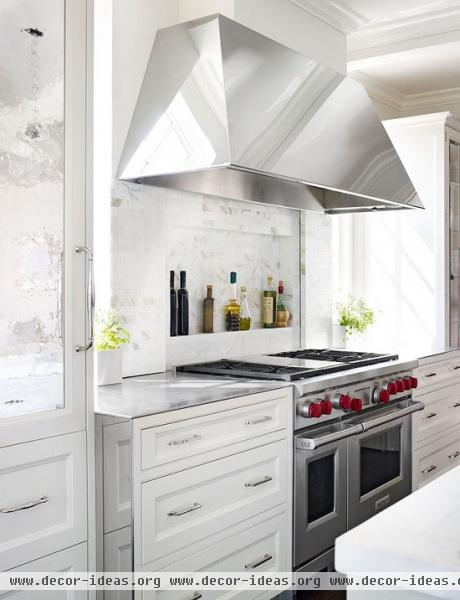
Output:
[
  {"xmin": 334, "ymin": 295, "xmax": 375, "ymax": 348},
  {"xmin": 95, "ymin": 309, "xmax": 131, "ymax": 385}
]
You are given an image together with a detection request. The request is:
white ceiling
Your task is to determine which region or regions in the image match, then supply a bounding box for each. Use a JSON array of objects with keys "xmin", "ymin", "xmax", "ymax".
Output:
[{"xmin": 344, "ymin": 0, "xmax": 449, "ymax": 24}]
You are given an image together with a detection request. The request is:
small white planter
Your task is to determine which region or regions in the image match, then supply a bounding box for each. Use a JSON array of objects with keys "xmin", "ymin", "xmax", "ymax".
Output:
[
  {"xmin": 332, "ymin": 324, "xmax": 347, "ymax": 349},
  {"xmin": 97, "ymin": 348, "xmax": 122, "ymax": 386}
]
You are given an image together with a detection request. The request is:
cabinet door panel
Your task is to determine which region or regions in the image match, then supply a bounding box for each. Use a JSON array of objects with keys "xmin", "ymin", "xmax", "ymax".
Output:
[{"xmin": 0, "ymin": 0, "xmax": 87, "ymax": 447}]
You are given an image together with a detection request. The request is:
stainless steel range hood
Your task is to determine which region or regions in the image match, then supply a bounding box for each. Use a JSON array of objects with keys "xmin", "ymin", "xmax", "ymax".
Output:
[{"xmin": 117, "ymin": 14, "xmax": 423, "ymax": 213}]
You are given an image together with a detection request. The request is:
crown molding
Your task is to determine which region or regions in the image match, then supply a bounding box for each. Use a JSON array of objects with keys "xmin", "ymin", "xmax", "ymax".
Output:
[
  {"xmin": 352, "ymin": 71, "xmax": 460, "ymax": 114},
  {"xmin": 382, "ymin": 111, "xmax": 460, "ymax": 130},
  {"xmin": 288, "ymin": 0, "xmax": 368, "ymax": 34},
  {"xmin": 348, "ymin": 3, "xmax": 460, "ymax": 59}
]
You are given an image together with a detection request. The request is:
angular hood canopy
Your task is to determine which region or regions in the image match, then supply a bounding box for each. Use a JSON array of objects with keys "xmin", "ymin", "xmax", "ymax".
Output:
[{"xmin": 117, "ymin": 14, "xmax": 423, "ymax": 214}]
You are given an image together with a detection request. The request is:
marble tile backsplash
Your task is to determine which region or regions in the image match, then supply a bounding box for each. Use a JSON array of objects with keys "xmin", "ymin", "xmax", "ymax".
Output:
[{"xmin": 111, "ymin": 182, "xmax": 333, "ymax": 376}]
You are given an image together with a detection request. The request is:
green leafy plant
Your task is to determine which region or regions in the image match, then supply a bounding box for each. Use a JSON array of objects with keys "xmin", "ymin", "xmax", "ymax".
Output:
[
  {"xmin": 95, "ymin": 309, "xmax": 131, "ymax": 351},
  {"xmin": 337, "ymin": 295, "xmax": 375, "ymax": 336}
]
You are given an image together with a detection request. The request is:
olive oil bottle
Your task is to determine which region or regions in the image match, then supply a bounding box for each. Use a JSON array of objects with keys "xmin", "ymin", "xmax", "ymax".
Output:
[
  {"xmin": 203, "ymin": 284, "xmax": 214, "ymax": 333},
  {"xmin": 263, "ymin": 276, "xmax": 277, "ymax": 328},
  {"xmin": 225, "ymin": 272, "xmax": 240, "ymax": 331},
  {"xmin": 239, "ymin": 285, "xmax": 251, "ymax": 331}
]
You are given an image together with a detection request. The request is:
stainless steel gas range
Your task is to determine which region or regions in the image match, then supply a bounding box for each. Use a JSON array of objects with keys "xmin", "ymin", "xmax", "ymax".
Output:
[{"xmin": 178, "ymin": 348, "xmax": 424, "ymax": 573}]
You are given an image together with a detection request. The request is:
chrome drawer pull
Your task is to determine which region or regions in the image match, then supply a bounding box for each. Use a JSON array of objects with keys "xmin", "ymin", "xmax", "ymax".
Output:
[
  {"xmin": 448, "ymin": 451, "xmax": 460, "ymax": 460},
  {"xmin": 454, "ymin": 403, "xmax": 460, "ymax": 408},
  {"xmin": 421, "ymin": 465, "xmax": 437, "ymax": 474},
  {"xmin": 245, "ymin": 553, "xmax": 272, "ymax": 570},
  {"xmin": 245, "ymin": 475, "xmax": 273, "ymax": 488},
  {"xmin": 425, "ymin": 372, "xmax": 437, "ymax": 378},
  {"xmin": 190, "ymin": 594, "xmax": 202, "ymax": 600},
  {"xmin": 425, "ymin": 412, "xmax": 437, "ymax": 419},
  {"xmin": 453, "ymin": 366, "xmax": 460, "ymax": 370},
  {"xmin": 167, "ymin": 502, "xmax": 202, "ymax": 517},
  {"xmin": 0, "ymin": 495, "xmax": 48, "ymax": 514},
  {"xmin": 244, "ymin": 416, "xmax": 272, "ymax": 426},
  {"xmin": 168, "ymin": 434, "xmax": 201, "ymax": 446}
]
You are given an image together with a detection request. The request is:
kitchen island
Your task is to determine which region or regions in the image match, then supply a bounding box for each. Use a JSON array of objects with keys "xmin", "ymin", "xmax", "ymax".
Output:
[{"xmin": 335, "ymin": 465, "xmax": 460, "ymax": 599}]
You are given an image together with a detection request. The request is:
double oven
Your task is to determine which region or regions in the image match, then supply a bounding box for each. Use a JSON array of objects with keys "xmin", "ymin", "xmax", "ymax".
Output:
[{"xmin": 294, "ymin": 371, "xmax": 423, "ymax": 571}]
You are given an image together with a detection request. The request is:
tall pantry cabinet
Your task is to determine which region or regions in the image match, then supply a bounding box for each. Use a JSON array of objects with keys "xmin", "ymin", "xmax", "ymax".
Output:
[
  {"xmin": 382, "ymin": 112, "xmax": 460, "ymax": 349},
  {"xmin": 0, "ymin": 0, "xmax": 93, "ymax": 594}
]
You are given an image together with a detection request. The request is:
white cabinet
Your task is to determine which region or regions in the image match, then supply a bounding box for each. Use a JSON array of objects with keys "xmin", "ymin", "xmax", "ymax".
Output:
[
  {"xmin": 0, "ymin": 543, "xmax": 87, "ymax": 600},
  {"xmin": 0, "ymin": 431, "xmax": 87, "ymax": 571},
  {"xmin": 412, "ymin": 351, "xmax": 460, "ymax": 489},
  {"xmin": 104, "ymin": 527, "xmax": 133, "ymax": 600},
  {"xmin": 98, "ymin": 388, "xmax": 293, "ymax": 600}
]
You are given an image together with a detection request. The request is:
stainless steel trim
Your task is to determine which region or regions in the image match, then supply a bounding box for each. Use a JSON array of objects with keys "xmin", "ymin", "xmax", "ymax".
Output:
[
  {"xmin": 448, "ymin": 451, "xmax": 460, "ymax": 460},
  {"xmin": 359, "ymin": 401, "xmax": 424, "ymax": 431},
  {"xmin": 296, "ymin": 424, "xmax": 362, "ymax": 450},
  {"xmin": 425, "ymin": 412, "xmax": 437, "ymax": 419},
  {"xmin": 245, "ymin": 475, "xmax": 272, "ymax": 488},
  {"xmin": 75, "ymin": 246, "xmax": 95, "ymax": 352},
  {"xmin": 244, "ymin": 553, "xmax": 272, "ymax": 570},
  {"xmin": 0, "ymin": 495, "xmax": 48, "ymax": 514},
  {"xmin": 167, "ymin": 502, "xmax": 202, "ymax": 517},
  {"xmin": 168, "ymin": 434, "xmax": 201, "ymax": 446},
  {"xmin": 421, "ymin": 465, "xmax": 437, "ymax": 474},
  {"xmin": 244, "ymin": 416, "xmax": 272, "ymax": 425}
]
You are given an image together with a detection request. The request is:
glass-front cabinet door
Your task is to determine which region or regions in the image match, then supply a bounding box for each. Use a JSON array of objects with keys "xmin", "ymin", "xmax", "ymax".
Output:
[
  {"xmin": 0, "ymin": 0, "xmax": 88, "ymax": 446},
  {"xmin": 449, "ymin": 138, "xmax": 460, "ymax": 346}
]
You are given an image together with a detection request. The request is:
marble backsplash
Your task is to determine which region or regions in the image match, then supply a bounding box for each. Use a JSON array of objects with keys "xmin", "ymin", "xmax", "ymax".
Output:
[{"xmin": 111, "ymin": 181, "xmax": 303, "ymax": 375}]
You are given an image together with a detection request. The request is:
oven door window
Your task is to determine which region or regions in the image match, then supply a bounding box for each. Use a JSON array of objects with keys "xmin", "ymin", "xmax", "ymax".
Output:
[
  {"xmin": 308, "ymin": 453, "xmax": 335, "ymax": 522},
  {"xmin": 360, "ymin": 426, "xmax": 401, "ymax": 496}
]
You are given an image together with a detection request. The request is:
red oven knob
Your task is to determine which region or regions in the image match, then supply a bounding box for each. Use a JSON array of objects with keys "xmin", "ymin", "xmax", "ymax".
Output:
[
  {"xmin": 396, "ymin": 380, "xmax": 405, "ymax": 393},
  {"xmin": 334, "ymin": 394, "xmax": 352, "ymax": 410},
  {"xmin": 409, "ymin": 376, "xmax": 418, "ymax": 389},
  {"xmin": 403, "ymin": 377, "xmax": 412, "ymax": 391},
  {"xmin": 379, "ymin": 389, "xmax": 390, "ymax": 404},
  {"xmin": 308, "ymin": 402, "xmax": 323, "ymax": 418},
  {"xmin": 351, "ymin": 397, "xmax": 363, "ymax": 412},
  {"xmin": 387, "ymin": 382, "xmax": 397, "ymax": 395},
  {"xmin": 320, "ymin": 399, "xmax": 333, "ymax": 415}
]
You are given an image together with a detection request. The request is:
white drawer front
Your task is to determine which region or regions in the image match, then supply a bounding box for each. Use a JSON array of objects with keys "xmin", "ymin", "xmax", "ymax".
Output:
[
  {"xmin": 414, "ymin": 357, "xmax": 460, "ymax": 391},
  {"xmin": 413, "ymin": 383, "xmax": 460, "ymax": 445},
  {"xmin": 104, "ymin": 527, "xmax": 133, "ymax": 600},
  {"xmin": 138, "ymin": 440, "xmax": 288, "ymax": 567},
  {"xmin": 0, "ymin": 432, "xmax": 87, "ymax": 571},
  {"xmin": 103, "ymin": 422, "xmax": 132, "ymax": 533},
  {"xmin": 140, "ymin": 390, "xmax": 290, "ymax": 473},
  {"xmin": 144, "ymin": 513, "xmax": 289, "ymax": 600},
  {"xmin": 413, "ymin": 427, "xmax": 460, "ymax": 489},
  {"xmin": 0, "ymin": 542, "xmax": 87, "ymax": 599}
]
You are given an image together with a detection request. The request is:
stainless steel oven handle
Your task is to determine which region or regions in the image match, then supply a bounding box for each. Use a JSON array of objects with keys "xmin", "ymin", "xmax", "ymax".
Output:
[
  {"xmin": 296, "ymin": 424, "xmax": 362, "ymax": 450},
  {"xmin": 359, "ymin": 400, "xmax": 425, "ymax": 432}
]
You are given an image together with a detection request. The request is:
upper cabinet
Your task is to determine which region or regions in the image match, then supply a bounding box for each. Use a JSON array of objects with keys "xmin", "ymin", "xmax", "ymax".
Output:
[
  {"xmin": 449, "ymin": 136, "xmax": 460, "ymax": 346},
  {"xmin": 0, "ymin": 0, "xmax": 89, "ymax": 447}
]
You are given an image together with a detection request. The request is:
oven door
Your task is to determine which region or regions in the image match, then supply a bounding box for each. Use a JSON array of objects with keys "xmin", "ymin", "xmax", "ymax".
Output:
[
  {"xmin": 294, "ymin": 436, "xmax": 347, "ymax": 568},
  {"xmin": 348, "ymin": 413, "xmax": 412, "ymax": 529}
]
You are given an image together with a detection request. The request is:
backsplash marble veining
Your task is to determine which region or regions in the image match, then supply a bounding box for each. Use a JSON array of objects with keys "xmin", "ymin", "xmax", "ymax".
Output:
[{"xmin": 111, "ymin": 181, "xmax": 306, "ymax": 375}]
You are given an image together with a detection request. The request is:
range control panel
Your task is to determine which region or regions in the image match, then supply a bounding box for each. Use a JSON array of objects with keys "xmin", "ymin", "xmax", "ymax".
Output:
[{"xmin": 295, "ymin": 371, "xmax": 417, "ymax": 429}]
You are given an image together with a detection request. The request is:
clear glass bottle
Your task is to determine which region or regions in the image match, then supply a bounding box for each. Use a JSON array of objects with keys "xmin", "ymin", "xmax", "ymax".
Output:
[
  {"xmin": 203, "ymin": 285, "xmax": 214, "ymax": 333},
  {"xmin": 225, "ymin": 272, "xmax": 240, "ymax": 331},
  {"xmin": 263, "ymin": 276, "xmax": 277, "ymax": 328},
  {"xmin": 239, "ymin": 285, "xmax": 251, "ymax": 331}
]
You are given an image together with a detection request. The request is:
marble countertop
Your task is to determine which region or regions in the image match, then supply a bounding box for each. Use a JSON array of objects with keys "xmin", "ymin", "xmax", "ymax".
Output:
[
  {"xmin": 335, "ymin": 466, "xmax": 460, "ymax": 597},
  {"xmin": 95, "ymin": 372, "xmax": 291, "ymax": 419}
]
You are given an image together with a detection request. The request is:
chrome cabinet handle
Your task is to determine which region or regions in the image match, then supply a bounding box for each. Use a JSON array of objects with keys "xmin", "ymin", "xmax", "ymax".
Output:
[
  {"xmin": 425, "ymin": 412, "xmax": 437, "ymax": 419},
  {"xmin": 244, "ymin": 416, "xmax": 272, "ymax": 425},
  {"xmin": 75, "ymin": 247, "xmax": 95, "ymax": 352},
  {"xmin": 421, "ymin": 465, "xmax": 437, "ymax": 474},
  {"xmin": 425, "ymin": 372, "xmax": 437, "ymax": 378},
  {"xmin": 168, "ymin": 434, "xmax": 201, "ymax": 446},
  {"xmin": 453, "ymin": 403, "xmax": 460, "ymax": 408},
  {"xmin": 190, "ymin": 595, "xmax": 202, "ymax": 600},
  {"xmin": 245, "ymin": 553, "xmax": 272, "ymax": 569},
  {"xmin": 167, "ymin": 502, "xmax": 202, "ymax": 517},
  {"xmin": 245, "ymin": 475, "xmax": 272, "ymax": 488},
  {"xmin": 453, "ymin": 366, "xmax": 460, "ymax": 370},
  {"xmin": 448, "ymin": 451, "xmax": 460, "ymax": 460},
  {"xmin": 0, "ymin": 495, "xmax": 48, "ymax": 514}
]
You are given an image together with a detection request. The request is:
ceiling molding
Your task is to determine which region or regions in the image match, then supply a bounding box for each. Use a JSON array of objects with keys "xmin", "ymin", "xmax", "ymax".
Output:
[
  {"xmin": 348, "ymin": 3, "xmax": 460, "ymax": 59},
  {"xmin": 352, "ymin": 71, "xmax": 460, "ymax": 113},
  {"xmin": 288, "ymin": 0, "xmax": 368, "ymax": 34}
]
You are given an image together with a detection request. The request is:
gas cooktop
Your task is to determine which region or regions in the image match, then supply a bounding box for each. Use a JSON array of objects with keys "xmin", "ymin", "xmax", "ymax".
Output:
[{"xmin": 178, "ymin": 348, "xmax": 399, "ymax": 381}]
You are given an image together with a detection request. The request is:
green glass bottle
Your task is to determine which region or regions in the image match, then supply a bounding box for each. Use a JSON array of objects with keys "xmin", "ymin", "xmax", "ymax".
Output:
[{"xmin": 263, "ymin": 276, "xmax": 276, "ymax": 328}]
